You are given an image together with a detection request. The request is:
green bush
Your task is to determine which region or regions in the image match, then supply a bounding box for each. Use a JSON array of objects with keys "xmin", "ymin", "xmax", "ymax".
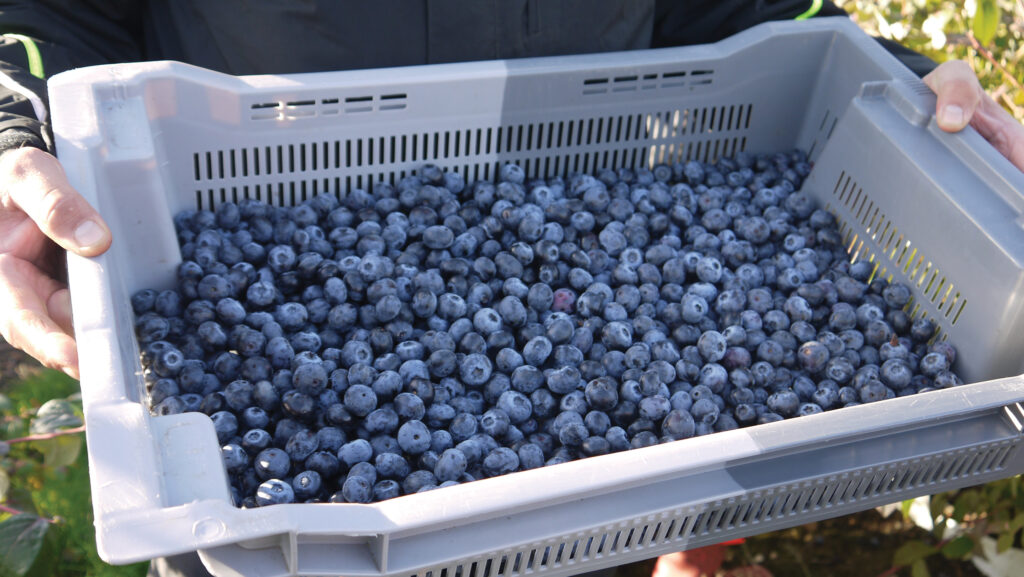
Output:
[
  {"xmin": 0, "ymin": 369, "xmax": 146, "ymax": 577},
  {"xmin": 837, "ymin": 0, "xmax": 1024, "ymax": 121}
]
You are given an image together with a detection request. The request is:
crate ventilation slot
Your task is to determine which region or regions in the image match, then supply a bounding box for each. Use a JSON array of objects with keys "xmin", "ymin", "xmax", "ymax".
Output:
[
  {"xmin": 193, "ymin": 105, "xmax": 751, "ymax": 209},
  {"xmin": 404, "ymin": 442, "xmax": 1012, "ymax": 577},
  {"xmin": 827, "ymin": 170, "xmax": 967, "ymax": 333},
  {"xmin": 582, "ymin": 68, "xmax": 714, "ymax": 95},
  {"xmin": 248, "ymin": 93, "xmax": 407, "ymax": 120},
  {"xmin": 807, "ymin": 108, "xmax": 838, "ymax": 159},
  {"xmin": 1005, "ymin": 403, "xmax": 1024, "ymax": 433}
]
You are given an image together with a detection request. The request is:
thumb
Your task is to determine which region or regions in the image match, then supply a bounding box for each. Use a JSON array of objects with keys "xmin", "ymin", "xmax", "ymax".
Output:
[
  {"xmin": 923, "ymin": 60, "xmax": 984, "ymax": 133},
  {"xmin": 0, "ymin": 146, "xmax": 112, "ymax": 256}
]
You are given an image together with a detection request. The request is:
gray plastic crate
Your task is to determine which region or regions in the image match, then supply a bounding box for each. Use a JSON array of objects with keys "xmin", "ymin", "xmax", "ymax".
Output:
[{"xmin": 49, "ymin": 16, "xmax": 1024, "ymax": 577}]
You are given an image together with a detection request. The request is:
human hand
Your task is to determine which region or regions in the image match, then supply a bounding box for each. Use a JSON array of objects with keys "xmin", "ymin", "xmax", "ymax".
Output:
[
  {"xmin": 0, "ymin": 147, "xmax": 112, "ymax": 379},
  {"xmin": 924, "ymin": 60, "xmax": 1024, "ymax": 172}
]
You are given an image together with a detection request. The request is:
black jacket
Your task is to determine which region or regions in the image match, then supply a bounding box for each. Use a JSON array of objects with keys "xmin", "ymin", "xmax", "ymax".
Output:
[{"xmin": 0, "ymin": 0, "xmax": 931, "ymax": 154}]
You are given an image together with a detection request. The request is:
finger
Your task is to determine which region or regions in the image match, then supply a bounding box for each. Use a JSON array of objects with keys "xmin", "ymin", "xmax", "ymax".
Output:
[
  {"xmin": 923, "ymin": 61, "xmax": 984, "ymax": 132},
  {"xmin": 968, "ymin": 96, "xmax": 1024, "ymax": 173},
  {"xmin": 0, "ymin": 147, "xmax": 112, "ymax": 257},
  {"xmin": 47, "ymin": 287, "xmax": 74, "ymax": 335},
  {"xmin": 0, "ymin": 254, "xmax": 79, "ymax": 378}
]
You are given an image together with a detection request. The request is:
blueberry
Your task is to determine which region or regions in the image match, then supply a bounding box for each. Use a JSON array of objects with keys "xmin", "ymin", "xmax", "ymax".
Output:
[
  {"xmin": 374, "ymin": 479, "xmax": 402, "ymax": 501},
  {"xmin": 517, "ymin": 443, "xmax": 545, "ymax": 470},
  {"xmin": 580, "ymin": 376, "xmax": 616, "ymax": 411},
  {"xmin": 364, "ymin": 408, "xmax": 399, "ymax": 435},
  {"xmin": 929, "ymin": 342, "xmax": 957, "ymax": 365},
  {"xmin": 796, "ymin": 341, "xmax": 829, "ymax": 373},
  {"xmin": 131, "ymin": 289, "xmax": 159, "ymax": 314},
  {"xmin": 393, "ymin": 392, "xmax": 426, "ymax": 421},
  {"xmin": 522, "ymin": 336, "xmax": 553, "ymax": 366},
  {"xmin": 341, "ymin": 475, "xmax": 373, "ymax": 503},
  {"xmin": 241, "ymin": 429, "xmax": 272, "ymax": 455},
  {"xmin": 375, "ymin": 453, "xmax": 411, "ymax": 480},
  {"xmin": 438, "ymin": 293, "xmax": 468, "ymax": 320},
  {"xmin": 286, "ymin": 429, "xmax": 319, "ymax": 462},
  {"xmin": 292, "ymin": 363, "xmax": 328, "ymax": 396},
  {"xmin": 880, "ymin": 359, "xmax": 913, "ymax": 389},
  {"xmin": 256, "ymin": 479, "xmax": 295, "ymax": 506},
  {"xmin": 858, "ymin": 380, "xmax": 889, "ymax": 403},
  {"xmin": 472, "ymin": 307, "xmax": 502, "ymax": 334},
  {"xmin": 551, "ymin": 288, "xmax": 577, "ymax": 313},
  {"xmin": 348, "ymin": 461, "xmax": 378, "ymax": 485},
  {"xmin": 919, "ymin": 352, "xmax": 949, "ymax": 377},
  {"xmin": 882, "ymin": 283, "xmax": 912, "ymax": 309},
  {"xmin": 479, "ymin": 409, "xmax": 510, "ymax": 438},
  {"xmin": 482, "ymin": 447, "xmax": 519, "ymax": 477},
  {"xmin": 434, "ymin": 448, "xmax": 469, "ymax": 482},
  {"xmin": 292, "ymin": 470, "xmax": 322, "ymax": 500},
  {"xmin": 338, "ymin": 439, "xmax": 374, "ymax": 468},
  {"xmin": 545, "ymin": 365, "xmax": 581, "ymax": 395},
  {"xmin": 696, "ymin": 330, "xmax": 727, "ymax": 362},
  {"xmin": 397, "ymin": 420, "xmax": 432, "ymax": 454},
  {"xmin": 766, "ymin": 390, "xmax": 800, "ymax": 418},
  {"xmin": 152, "ymin": 346, "xmax": 185, "ymax": 378},
  {"xmin": 208, "ymin": 410, "xmax": 238, "ymax": 443},
  {"xmin": 495, "ymin": 348, "xmax": 525, "ymax": 374},
  {"xmin": 500, "ymin": 163, "xmax": 525, "ymax": 184},
  {"xmin": 254, "ymin": 448, "xmax": 291, "ymax": 480},
  {"xmin": 274, "ymin": 302, "xmax": 309, "ymax": 331},
  {"xmin": 459, "ymin": 353, "xmax": 493, "ymax": 386},
  {"xmin": 343, "ymin": 384, "xmax": 377, "ymax": 416},
  {"xmin": 197, "ymin": 274, "xmax": 233, "ymax": 301},
  {"xmin": 910, "ymin": 318, "xmax": 937, "ymax": 343},
  {"xmin": 933, "ymin": 370, "xmax": 962, "ymax": 389},
  {"xmin": 221, "ymin": 444, "xmax": 249, "ymax": 475},
  {"xmin": 496, "ymin": 391, "xmax": 532, "ymax": 424}
]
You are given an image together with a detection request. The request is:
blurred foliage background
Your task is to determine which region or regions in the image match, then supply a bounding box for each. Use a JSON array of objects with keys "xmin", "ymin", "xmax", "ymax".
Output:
[{"xmin": 836, "ymin": 0, "xmax": 1024, "ymax": 121}]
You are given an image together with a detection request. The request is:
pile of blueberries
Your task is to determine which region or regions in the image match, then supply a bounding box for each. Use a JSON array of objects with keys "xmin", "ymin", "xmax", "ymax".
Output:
[{"xmin": 132, "ymin": 151, "xmax": 963, "ymax": 507}]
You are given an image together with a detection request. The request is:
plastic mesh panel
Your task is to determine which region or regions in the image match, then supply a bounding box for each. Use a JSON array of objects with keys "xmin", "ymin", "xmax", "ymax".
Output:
[
  {"xmin": 405, "ymin": 440, "xmax": 1013, "ymax": 577},
  {"xmin": 190, "ymin": 104, "xmax": 753, "ymax": 210},
  {"xmin": 826, "ymin": 170, "xmax": 969, "ymax": 338}
]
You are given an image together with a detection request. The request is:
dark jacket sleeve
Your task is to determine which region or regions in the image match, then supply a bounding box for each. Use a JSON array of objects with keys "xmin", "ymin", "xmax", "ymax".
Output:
[
  {"xmin": 652, "ymin": 0, "xmax": 936, "ymax": 77},
  {"xmin": 0, "ymin": 0, "xmax": 143, "ymax": 154}
]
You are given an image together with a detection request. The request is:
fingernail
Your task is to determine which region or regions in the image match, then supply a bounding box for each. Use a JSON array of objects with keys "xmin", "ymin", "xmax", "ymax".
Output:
[
  {"xmin": 941, "ymin": 105, "xmax": 965, "ymax": 129},
  {"xmin": 74, "ymin": 219, "xmax": 107, "ymax": 249}
]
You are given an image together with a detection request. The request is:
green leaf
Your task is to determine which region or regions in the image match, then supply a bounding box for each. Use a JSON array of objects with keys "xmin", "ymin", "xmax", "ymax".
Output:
[
  {"xmin": 972, "ymin": 0, "xmax": 1000, "ymax": 46},
  {"xmin": 1009, "ymin": 511, "xmax": 1024, "ymax": 533},
  {"xmin": 28, "ymin": 400, "xmax": 81, "ymax": 435},
  {"xmin": 22, "ymin": 521, "xmax": 59, "ymax": 577},
  {"xmin": 953, "ymin": 490, "xmax": 980, "ymax": 522},
  {"xmin": 930, "ymin": 493, "xmax": 948, "ymax": 520},
  {"xmin": 997, "ymin": 530, "xmax": 1015, "ymax": 553},
  {"xmin": 33, "ymin": 436, "xmax": 81, "ymax": 469},
  {"xmin": 0, "ymin": 418, "xmax": 24, "ymax": 440},
  {"xmin": 895, "ymin": 540, "xmax": 935, "ymax": 566},
  {"xmin": 0, "ymin": 469, "xmax": 8, "ymax": 503},
  {"xmin": 0, "ymin": 514, "xmax": 49, "ymax": 577},
  {"xmin": 941, "ymin": 535, "xmax": 974, "ymax": 559},
  {"xmin": 0, "ymin": 394, "xmax": 12, "ymax": 413},
  {"xmin": 911, "ymin": 558, "xmax": 931, "ymax": 577}
]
